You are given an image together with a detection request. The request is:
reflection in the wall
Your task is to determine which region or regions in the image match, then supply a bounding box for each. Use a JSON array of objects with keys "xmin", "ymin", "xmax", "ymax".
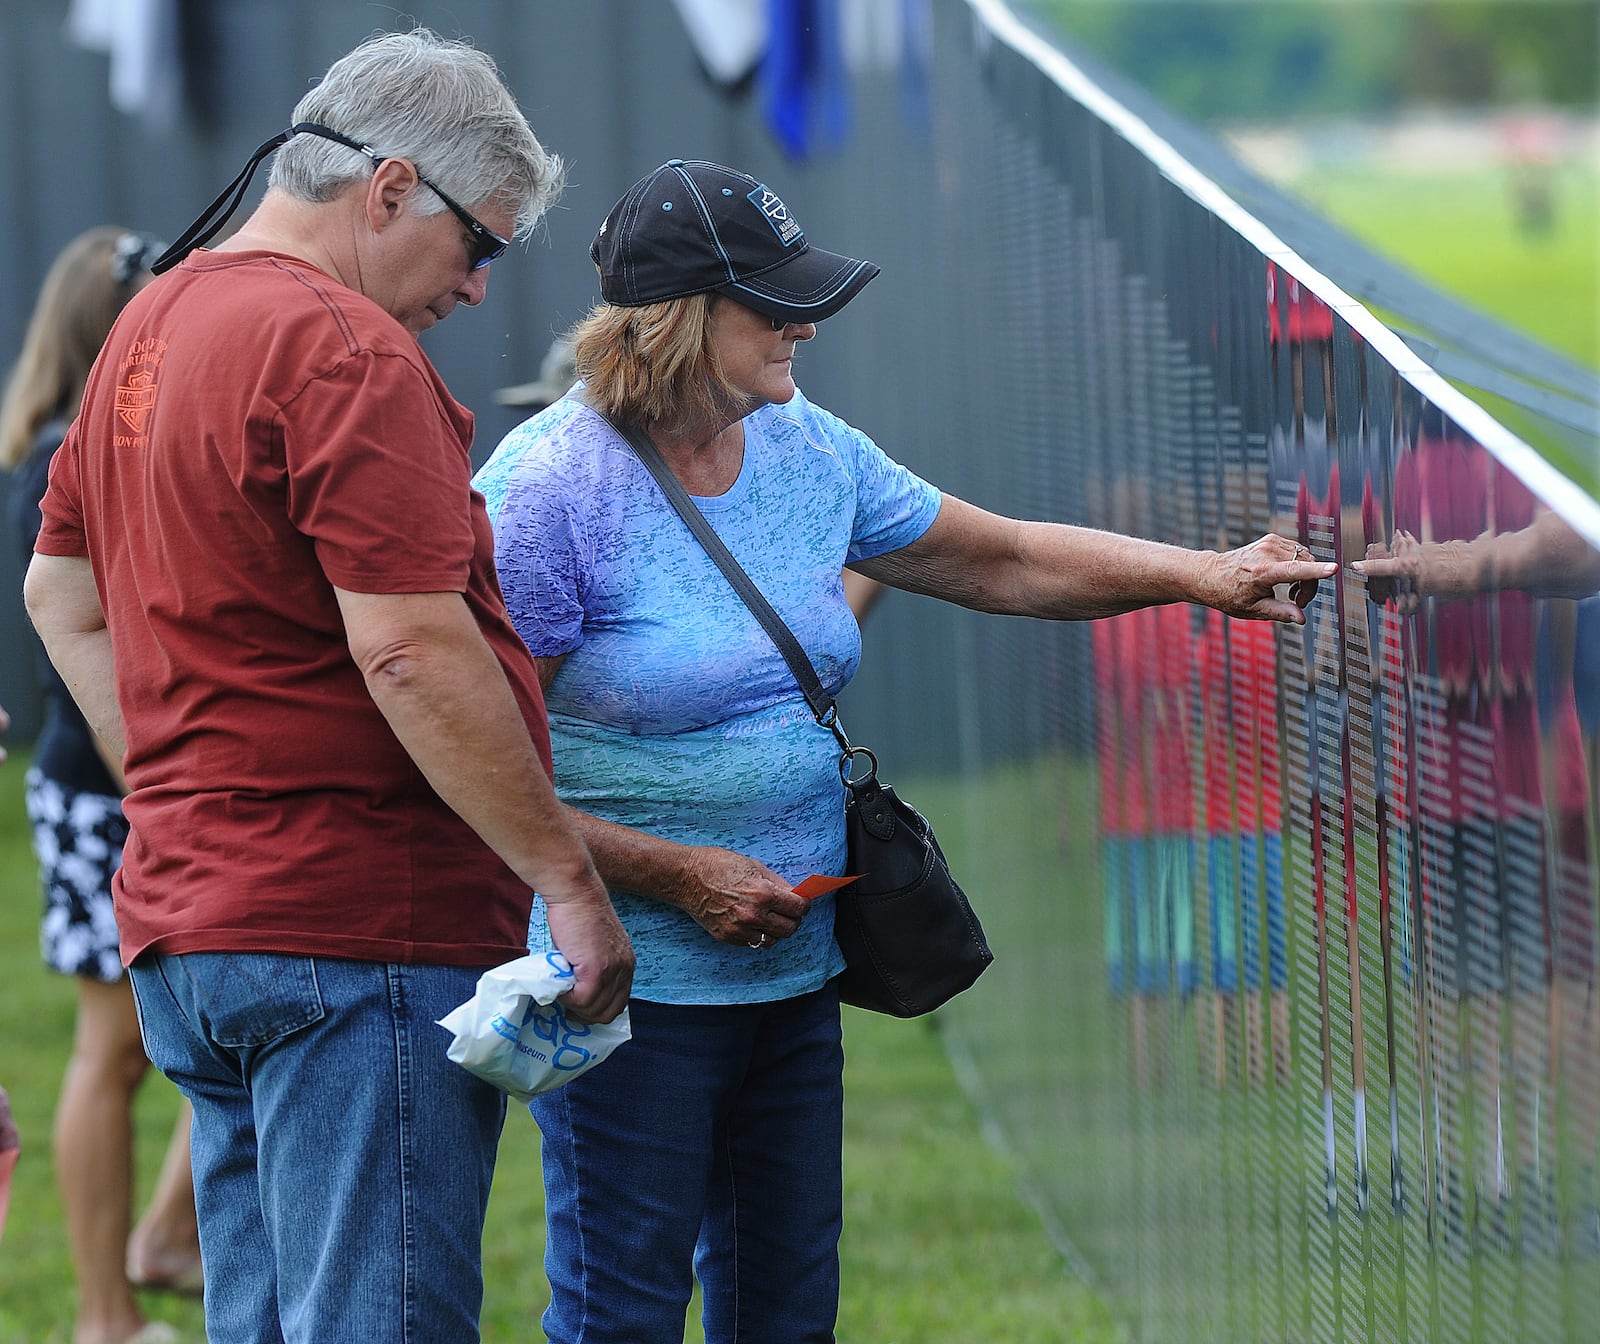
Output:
[
  {"xmin": 1111, "ymin": 250, "xmax": 1600, "ymax": 1336},
  {"xmin": 834, "ymin": 12, "xmax": 1600, "ymax": 1338},
  {"xmin": 1353, "ymin": 425, "xmax": 1600, "ymax": 1274}
]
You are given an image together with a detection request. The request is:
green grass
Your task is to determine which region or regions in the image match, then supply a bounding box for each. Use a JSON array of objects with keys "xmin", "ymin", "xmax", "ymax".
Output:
[
  {"xmin": 1289, "ymin": 162, "xmax": 1598, "ymax": 372},
  {"xmin": 1281, "ymin": 158, "xmax": 1600, "ymax": 491},
  {"xmin": 914, "ymin": 747, "xmax": 1600, "ymax": 1344},
  {"xmin": 0, "ymin": 752, "xmax": 1119, "ymax": 1342}
]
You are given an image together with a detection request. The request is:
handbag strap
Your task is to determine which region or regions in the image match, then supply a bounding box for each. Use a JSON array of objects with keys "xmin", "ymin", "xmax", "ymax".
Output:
[{"xmin": 592, "ymin": 407, "xmax": 848, "ymax": 740}]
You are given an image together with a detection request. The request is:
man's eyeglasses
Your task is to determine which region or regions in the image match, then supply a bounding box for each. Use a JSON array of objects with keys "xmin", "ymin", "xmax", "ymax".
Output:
[
  {"xmin": 416, "ymin": 174, "xmax": 510, "ymax": 270},
  {"xmin": 150, "ymin": 121, "xmax": 510, "ymax": 275},
  {"xmin": 293, "ymin": 123, "xmax": 509, "ymax": 270}
]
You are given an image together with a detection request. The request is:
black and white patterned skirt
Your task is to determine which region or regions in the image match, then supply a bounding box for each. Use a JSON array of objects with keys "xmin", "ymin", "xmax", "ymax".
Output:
[{"xmin": 25, "ymin": 768, "xmax": 129, "ymax": 984}]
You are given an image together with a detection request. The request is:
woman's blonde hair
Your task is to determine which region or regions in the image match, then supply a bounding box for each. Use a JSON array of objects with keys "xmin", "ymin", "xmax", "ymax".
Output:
[
  {"xmin": 0, "ymin": 227, "xmax": 146, "ymax": 469},
  {"xmin": 570, "ymin": 293, "xmax": 746, "ymax": 431}
]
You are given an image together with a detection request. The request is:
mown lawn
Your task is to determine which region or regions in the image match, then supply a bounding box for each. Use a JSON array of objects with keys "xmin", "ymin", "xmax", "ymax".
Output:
[
  {"xmin": 1284, "ymin": 156, "xmax": 1600, "ymax": 492},
  {"xmin": 0, "ymin": 750, "xmax": 1123, "ymax": 1343},
  {"xmin": 1290, "ymin": 160, "xmax": 1598, "ymax": 373}
]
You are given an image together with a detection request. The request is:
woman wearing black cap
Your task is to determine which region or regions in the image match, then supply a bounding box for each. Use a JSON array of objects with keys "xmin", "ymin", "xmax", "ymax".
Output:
[{"xmin": 474, "ymin": 159, "xmax": 1332, "ymax": 1344}]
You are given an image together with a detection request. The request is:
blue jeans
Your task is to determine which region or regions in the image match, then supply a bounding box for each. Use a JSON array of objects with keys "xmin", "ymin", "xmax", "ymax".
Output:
[
  {"xmin": 129, "ymin": 952, "xmax": 506, "ymax": 1344},
  {"xmin": 530, "ymin": 984, "xmax": 844, "ymax": 1344}
]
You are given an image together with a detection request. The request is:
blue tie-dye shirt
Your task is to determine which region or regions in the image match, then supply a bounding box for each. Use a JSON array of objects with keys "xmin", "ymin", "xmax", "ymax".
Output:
[{"xmin": 474, "ymin": 390, "xmax": 941, "ymax": 1004}]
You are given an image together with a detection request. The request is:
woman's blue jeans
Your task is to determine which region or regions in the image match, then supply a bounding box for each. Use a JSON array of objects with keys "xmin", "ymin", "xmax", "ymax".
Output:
[
  {"xmin": 530, "ymin": 983, "xmax": 844, "ymax": 1344},
  {"xmin": 129, "ymin": 951, "xmax": 506, "ymax": 1344}
]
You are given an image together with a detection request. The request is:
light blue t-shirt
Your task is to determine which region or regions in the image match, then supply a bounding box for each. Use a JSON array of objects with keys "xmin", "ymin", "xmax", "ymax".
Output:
[{"xmin": 474, "ymin": 390, "xmax": 942, "ymax": 1004}]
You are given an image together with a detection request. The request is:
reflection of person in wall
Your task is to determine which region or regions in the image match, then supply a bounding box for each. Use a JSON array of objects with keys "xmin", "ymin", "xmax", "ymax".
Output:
[
  {"xmin": 1090, "ymin": 477, "xmax": 1173, "ymax": 1087},
  {"xmin": 1199, "ymin": 452, "xmax": 1292, "ymax": 1091},
  {"xmin": 1272, "ymin": 258, "xmax": 1363, "ymax": 1214},
  {"xmin": 1484, "ymin": 459, "xmax": 1555, "ymax": 1227},
  {"xmin": 1198, "ymin": 604, "xmax": 1289, "ymax": 1088},
  {"xmin": 1094, "ymin": 611, "xmax": 1158, "ymax": 1085},
  {"xmin": 1358, "ymin": 486, "xmax": 1600, "ymax": 1245},
  {"xmin": 1196, "ymin": 601, "xmax": 1243, "ymax": 1088},
  {"xmin": 1357, "ymin": 397, "xmax": 1421, "ymax": 1215},
  {"xmin": 1365, "ymin": 425, "xmax": 1517, "ymax": 1236},
  {"xmin": 1143, "ymin": 602, "xmax": 1199, "ymax": 1022},
  {"xmin": 1533, "ymin": 593, "xmax": 1598, "ymax": 1246},
  {"xmin": 1355, "ymin": 506, "xmax": 1600, "ymax": 605}
]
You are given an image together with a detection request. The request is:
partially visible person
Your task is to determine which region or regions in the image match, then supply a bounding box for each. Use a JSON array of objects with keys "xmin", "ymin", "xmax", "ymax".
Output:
[
  {"xmin": 1359, "ymin": 459, "xmax": 1600, "ymax": 1241},
  {"xmin": 1093, "ymin": 609, "xmax": 1159, "ymax": 1085},
  {"xmin": 23, "ymin": 31, "xmax": 631, "ymax": 1344},
  {"xmin": 495, "ymin": 333, "xmax": 577, "ymax": 413},
  {"xmin": 1143, "ymin": 601, "xmax": 1198, "ymax": 1001},
  {"xmin": 2, "ymin": 225, "xmax": 201, "ymax": 1344},
  {"xmin": 0, "ymin": 1076, "xmax": 15, "ymax": 1249},
  {"xmin": 1196, "ymin": 602, "xmax": 1245, "ymax": 1087},
  {"xmin": 475, "ymin": 157, "xmax": 1333, "ymax": 1344},
  {"xmin": 1354, "ymin": 504, "xmax": 1600, "ymax": 604},
  {"xmin": 1197, "ymin": 605, "xmax": 1289, "ymax": 1087},
  {"xmin": 0, "ymin": 700, "xmax": 15, "ymax": 1252}
]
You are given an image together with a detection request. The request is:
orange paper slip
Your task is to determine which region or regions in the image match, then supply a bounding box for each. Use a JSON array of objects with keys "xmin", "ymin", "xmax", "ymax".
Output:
[{"xmin": 793, "ymin": 874, "xmax": 861, "ymax": 899}]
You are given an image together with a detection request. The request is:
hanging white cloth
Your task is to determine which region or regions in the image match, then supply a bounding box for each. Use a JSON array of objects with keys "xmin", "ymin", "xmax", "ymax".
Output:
[
  {"xmin": 66, "ymin": 0, "xmax": 182, "ymax": 130},
  {"xmin": 669, "ymin": 0, "xmax": 768, "ymax": 88}
]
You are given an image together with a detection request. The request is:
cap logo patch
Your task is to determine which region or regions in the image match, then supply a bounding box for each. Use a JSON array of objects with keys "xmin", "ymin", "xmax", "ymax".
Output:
[{"xmin": 748, "ymin": 186, "xmax": 803, "ymax": 247}]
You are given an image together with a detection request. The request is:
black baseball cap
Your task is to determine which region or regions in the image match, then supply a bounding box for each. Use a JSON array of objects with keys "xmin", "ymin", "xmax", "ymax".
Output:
[{"xmin": 591, "ymin": 159, "xmax": 879, "ymax": 325}]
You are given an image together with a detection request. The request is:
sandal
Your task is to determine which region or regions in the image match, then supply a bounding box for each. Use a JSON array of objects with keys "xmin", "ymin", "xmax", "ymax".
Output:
[{"xmin": 128, "ymin": 1259, "xmax": 205, "ymax": 1298}]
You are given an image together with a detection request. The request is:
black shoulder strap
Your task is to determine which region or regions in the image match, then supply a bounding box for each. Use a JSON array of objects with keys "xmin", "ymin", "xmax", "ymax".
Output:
[
  {"xmin": 593, "ymin": 407, "xmax": 839, "ymax": 730},
  {"xmin": 151, "ymin": 129, "xmax": 294, "ymax": 274}
]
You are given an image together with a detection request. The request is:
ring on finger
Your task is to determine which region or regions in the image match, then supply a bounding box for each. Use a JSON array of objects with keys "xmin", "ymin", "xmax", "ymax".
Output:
[{"xmin": 748, "ymin": 933, "xmax": 768, "ymax": 949}]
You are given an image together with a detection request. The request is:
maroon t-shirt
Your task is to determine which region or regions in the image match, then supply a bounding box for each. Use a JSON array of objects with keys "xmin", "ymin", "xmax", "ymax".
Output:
[{"xmin": 37, "ymin": 249, "xmax": 547, "ymax": 966}]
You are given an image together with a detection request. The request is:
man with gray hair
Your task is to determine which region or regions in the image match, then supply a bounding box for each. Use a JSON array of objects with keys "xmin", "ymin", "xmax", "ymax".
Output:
[{"xmin": 24, "ymin": 28, "xmax": 632, "ymax": 1342}]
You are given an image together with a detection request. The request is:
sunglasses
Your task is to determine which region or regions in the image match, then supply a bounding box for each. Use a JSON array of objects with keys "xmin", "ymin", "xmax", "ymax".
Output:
[
  {"xmin": 295, "ymin": 124, "xmax": 509, "ymax": 270},
  {"xmin": 151, "ymin": 121, "xmax": 510, "ymax": 275}
]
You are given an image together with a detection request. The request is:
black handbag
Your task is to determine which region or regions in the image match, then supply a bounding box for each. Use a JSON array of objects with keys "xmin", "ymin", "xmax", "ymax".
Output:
[{"xmin": 605, "ymin": 411, "xmax": 994, "ymax": 1017}]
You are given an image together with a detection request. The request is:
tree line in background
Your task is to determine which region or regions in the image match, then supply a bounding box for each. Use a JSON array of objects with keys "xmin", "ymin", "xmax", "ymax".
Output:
[{"xmin": 1030, "ymin": 0, "xmax": 1599, "ymax": 122}]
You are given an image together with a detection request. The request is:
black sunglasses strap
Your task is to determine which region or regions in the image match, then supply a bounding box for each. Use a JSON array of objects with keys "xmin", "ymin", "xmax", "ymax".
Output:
[
  {"xmin": 593, "ymin": 407, "xmax": 841, "ymax": 731},
  {"xmin": 151, "ymin": 128, "xmax": 293, "ymax": 274}
]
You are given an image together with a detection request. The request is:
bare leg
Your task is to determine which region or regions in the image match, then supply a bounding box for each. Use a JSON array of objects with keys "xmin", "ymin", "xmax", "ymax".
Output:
[
  {"xmin": 0, "ymin": 1084, "xmax": 19, "ymax": 1245},
  {"xmin": 126, "ymin": 1101, "xmax": 201, "ymax": 1293},
  {"xmin": 55, "ymin": 978, "xmax": 149, "ymax": 1344}
]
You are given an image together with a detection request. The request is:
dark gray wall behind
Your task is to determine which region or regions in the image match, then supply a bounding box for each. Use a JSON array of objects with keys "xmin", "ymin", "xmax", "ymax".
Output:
[{"xmin": 0, "ymin": 0, "xmax": 909, "ymax": 739}]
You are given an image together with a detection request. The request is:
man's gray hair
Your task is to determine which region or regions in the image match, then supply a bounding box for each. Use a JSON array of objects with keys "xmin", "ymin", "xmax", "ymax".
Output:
[{"xmin": 269, "ymin": 28, "xmax": 563, "ymax": 239}]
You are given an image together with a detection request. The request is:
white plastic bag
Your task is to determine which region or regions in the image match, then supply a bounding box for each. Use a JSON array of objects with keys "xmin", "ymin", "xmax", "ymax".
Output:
[{"xmin": 437, "ymin": 951, "xmax": 631, "ymax": 1101}]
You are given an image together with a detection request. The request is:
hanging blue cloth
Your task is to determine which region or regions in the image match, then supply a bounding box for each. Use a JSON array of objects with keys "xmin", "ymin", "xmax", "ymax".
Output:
[
  {"xmin": 762, "ymin": 0, "xmax": 849, "ymax": 160},
  {"xmin": 898, "ymin": 0, "xmax": 932, "ymax": 134}
]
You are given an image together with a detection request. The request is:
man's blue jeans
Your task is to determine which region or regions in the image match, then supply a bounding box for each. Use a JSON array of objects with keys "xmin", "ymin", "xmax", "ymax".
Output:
[
  {"xmin": 129, "ymin": 951, "xmax": 506, "ymax": 1344},
  {"xmin": 530, "ymin": 984, "xmax": 844, "ymax": 1344}
]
